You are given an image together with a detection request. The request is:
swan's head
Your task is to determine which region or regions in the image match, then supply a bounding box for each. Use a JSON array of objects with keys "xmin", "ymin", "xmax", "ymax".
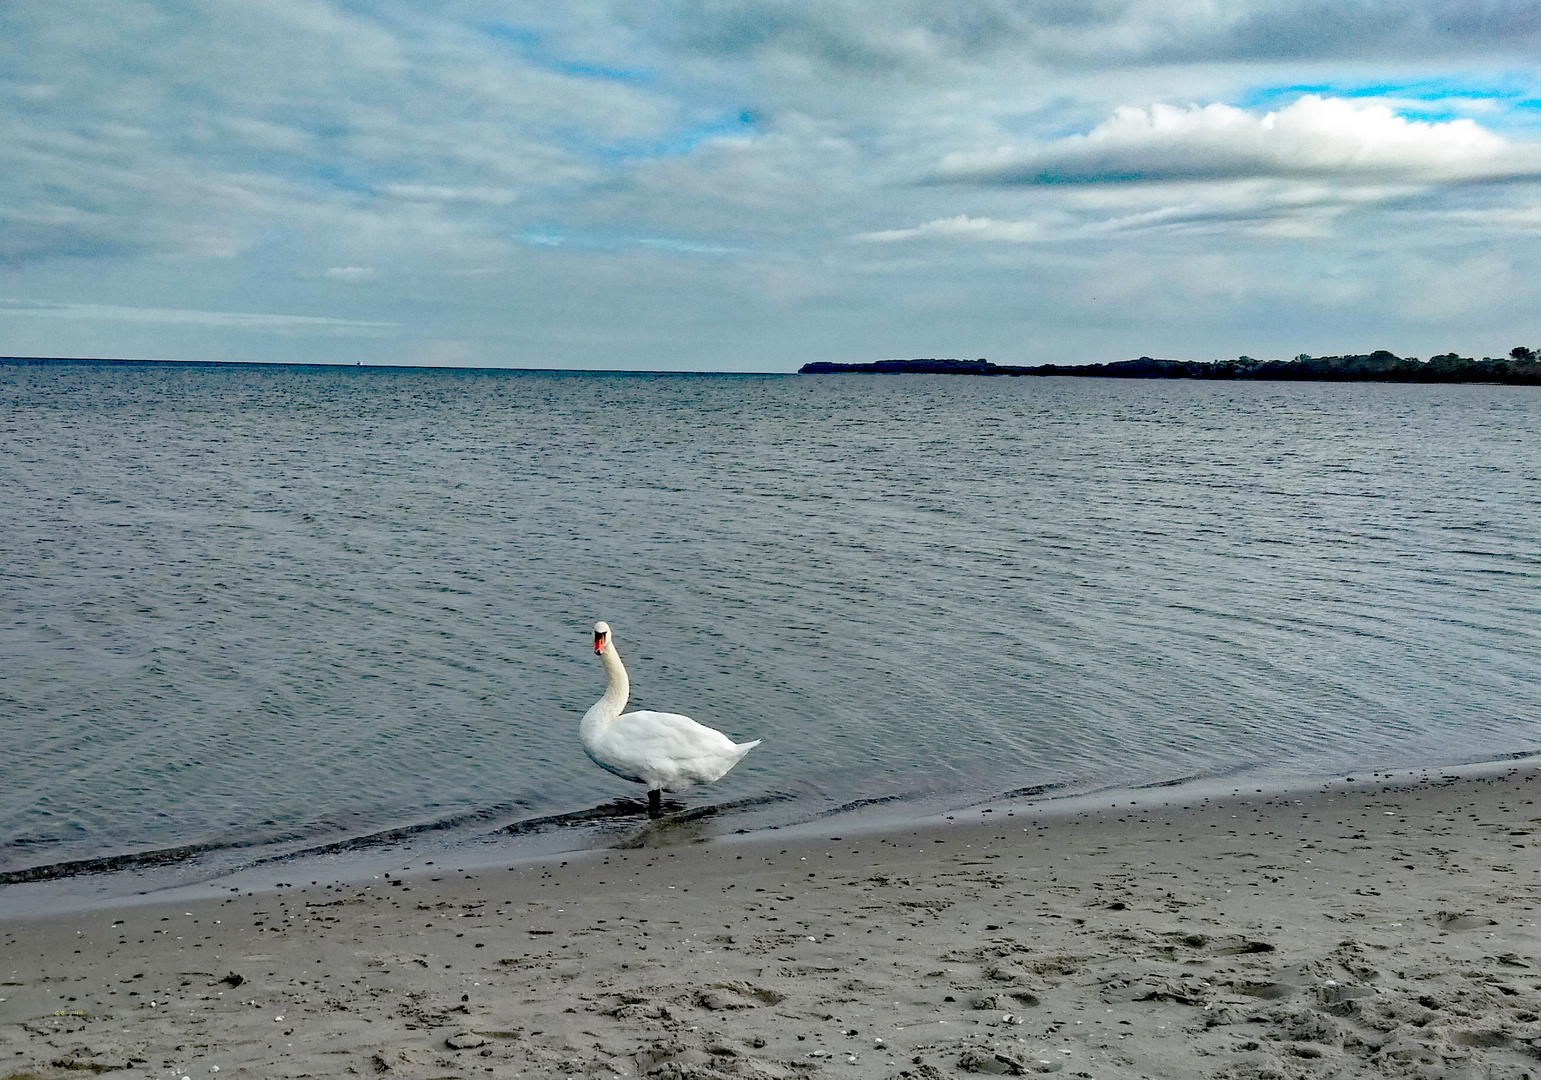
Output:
[{"xmin": 593, "ymin": 621, "xmax": 611, "ymax": 654}]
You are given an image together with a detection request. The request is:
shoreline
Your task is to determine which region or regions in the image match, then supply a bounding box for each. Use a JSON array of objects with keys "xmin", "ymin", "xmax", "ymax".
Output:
[
  {"xmin": 5, "ymin": 753, "xmax": 1540, "ymax": 923},
  {"xmin": 4, "ymin": 753, "xmax": 1540, "ymax": 922},
  {"xmin": 5, "ymin": 764, "xmax": 1540, "ymax": 1079}
]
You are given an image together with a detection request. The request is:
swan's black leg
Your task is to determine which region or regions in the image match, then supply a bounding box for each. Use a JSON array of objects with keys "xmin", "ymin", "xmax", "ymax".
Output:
[{"xmin": 648, "ymin": 789, "xmax": 662, "ymax": 818}]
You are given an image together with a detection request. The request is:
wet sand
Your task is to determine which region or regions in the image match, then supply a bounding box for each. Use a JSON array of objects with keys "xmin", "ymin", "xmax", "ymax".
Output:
[{"xmin": 4, "ymin": 764, "xmax": 1540, "ymax": 1080}]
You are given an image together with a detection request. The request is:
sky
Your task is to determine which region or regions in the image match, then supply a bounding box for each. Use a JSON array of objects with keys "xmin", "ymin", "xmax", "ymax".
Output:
[{"xmin": 3, "ymin": 1, "xmax": 1541, "ymax": 371}]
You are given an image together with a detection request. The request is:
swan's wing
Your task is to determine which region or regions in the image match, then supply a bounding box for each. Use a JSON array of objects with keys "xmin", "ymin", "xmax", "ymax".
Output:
[
  {"xmin": 602, "ymin": 710, "xmax": 755, "ymax": 786},
  {"xmin": 613, "ymin": 710, "xmax": 740, "ymax": 754}
]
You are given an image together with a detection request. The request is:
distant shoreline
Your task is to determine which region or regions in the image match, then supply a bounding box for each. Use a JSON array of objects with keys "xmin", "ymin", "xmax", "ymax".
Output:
[
  {"xmin": 6, "ymin": 353, "xmax": 1540, "ymax": 383},
  {"xmin": 800, "ymin": 351, "xmax": 1541, "ymax": 385}
]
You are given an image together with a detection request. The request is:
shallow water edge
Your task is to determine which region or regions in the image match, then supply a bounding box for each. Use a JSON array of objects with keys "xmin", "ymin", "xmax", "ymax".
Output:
[{"xmin": 3, "ymin": 747, "xmax": 1536, "ymax": 921}]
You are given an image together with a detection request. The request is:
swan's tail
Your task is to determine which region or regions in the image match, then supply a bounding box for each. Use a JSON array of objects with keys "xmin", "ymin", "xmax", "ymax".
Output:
[{"xmin": 735, "ymin": 739, "xmax": 762, "ymax": 756}]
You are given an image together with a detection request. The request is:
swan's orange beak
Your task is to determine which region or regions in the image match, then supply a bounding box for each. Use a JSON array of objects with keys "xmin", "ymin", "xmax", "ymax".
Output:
[{"xmin": 594, "ymin": 633, "xmax": 606, "ymax": 654}]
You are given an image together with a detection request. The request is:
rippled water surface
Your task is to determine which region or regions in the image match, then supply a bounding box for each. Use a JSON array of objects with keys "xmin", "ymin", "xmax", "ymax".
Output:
[{"xmin": 2, "ymin": 360, "xmax": 1538, "ymax": 897}]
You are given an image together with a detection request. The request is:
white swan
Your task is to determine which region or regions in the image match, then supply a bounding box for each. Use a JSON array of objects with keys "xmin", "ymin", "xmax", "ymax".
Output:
[{"xmin": 581, "ymin": 621, "xmax": 761, "ymax": 817}]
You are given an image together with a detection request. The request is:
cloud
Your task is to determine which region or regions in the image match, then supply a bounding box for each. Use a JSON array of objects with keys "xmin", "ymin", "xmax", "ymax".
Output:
[
  {"xmin": 4, "ymin": 2, "xmax": 1541, "ymax": 368},
  {"xmin": 0, "ymin": 298, "xmax": 397, "ymax": 334},
  {"xmin": 634, "ymin": 237, "xmax": 740, "ymax": 254},
  {"xmin": 1187, "ymin": 0, "xmax": 1541, "ymax": 65},
  {"xmin": 1441, "ymin": 204, "xmax": 1541, "ymax": 230},
  {"xmin": 378, "ymin": 185, "xmax": 519, "ymax": 205},
  {"xmin": 864, "ymin": 95, "xmax": 1541, "ymax": 247},
  {"xmin": 937, "ymin": 96, "xmax": 1541, "ymax": 186},
  {"xmin": 1391, "ymin": 252, "xmax": 1515, "ymax": 321},
  {"xmin": 0, "ymin": 0, "xmax": 686, "ymax": 268},
  {"xmin": 857, "ymin": 215, "xmax": 1045, "ymax": 243},
  {"xmin": 636, "ymin": 1, "xmax": 1541, "ymax": 78},
  {"xmin": 855, "ymin": 180, "xmax": 1419, "ymax": 245}
]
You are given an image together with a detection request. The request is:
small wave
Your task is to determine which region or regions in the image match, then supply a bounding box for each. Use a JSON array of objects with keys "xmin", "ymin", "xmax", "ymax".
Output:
[
  {"xmin": 812, "ymin": 793, "xmax": 915, "ymax": 819},
  {"xmin": 1001, "ymin": 782, "xmax": 1067, "ymax": 799},
  {"xmin": 243, "ymin": 801, "xmax": 535, "ymax": 869},
  {"xmin": 1136, "ymin": 775, "xmax": 1204, "ymax": 789},
  {"xmin": 0, "ymin": 801, "xmax": 535, "ymax": 884},
  {"xmin": 0, "ymin": 841, "xmax": 256, "ymax": 885},
  {"xmin": 495, "ymin": 799, "xmax": 656, "ymax": 835}
]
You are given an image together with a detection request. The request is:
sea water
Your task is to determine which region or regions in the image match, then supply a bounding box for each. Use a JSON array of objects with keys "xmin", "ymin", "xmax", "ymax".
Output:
[{"xmin": 2, "ymin": 360, "xmax": 1538, "ymax": 906}]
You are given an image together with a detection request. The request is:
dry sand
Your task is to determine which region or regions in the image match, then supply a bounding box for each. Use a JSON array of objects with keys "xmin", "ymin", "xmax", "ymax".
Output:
[{"xmin": 4, "ymin": 765, "xmax": 1541, "ymax": 1080}]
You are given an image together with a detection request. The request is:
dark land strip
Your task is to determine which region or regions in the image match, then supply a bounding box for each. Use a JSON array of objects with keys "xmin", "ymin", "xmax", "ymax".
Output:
[{"xmin": 801, "ymin": 350, "xmax": 1541, "ymax": 384}]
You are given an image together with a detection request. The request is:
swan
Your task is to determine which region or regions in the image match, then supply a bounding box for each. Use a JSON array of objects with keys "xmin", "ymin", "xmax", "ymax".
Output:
[{"xmin": 581, "ymin": 621, "xmax": 761, "ymax": 817}]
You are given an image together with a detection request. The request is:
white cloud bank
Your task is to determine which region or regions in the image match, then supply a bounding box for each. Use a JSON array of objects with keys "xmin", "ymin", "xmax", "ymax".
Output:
[
  {"xmin": 937, "ymin": 96, "xmax": 1541, "ymax": 186},
  {"xmin": 859, "ymin": 96, "xmax": 1541, "ymax": 248}
]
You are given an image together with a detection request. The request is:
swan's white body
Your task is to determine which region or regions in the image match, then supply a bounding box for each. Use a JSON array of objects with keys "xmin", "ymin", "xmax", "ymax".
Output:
[{"xmin": 581, "ymin": 622, "xmax": 759, "ymax": 806}]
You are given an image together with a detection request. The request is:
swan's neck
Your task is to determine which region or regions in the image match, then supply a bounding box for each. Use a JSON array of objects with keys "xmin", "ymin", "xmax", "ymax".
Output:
[{"xmin": 582, "ymin": 641, "xmax": 630, "ymax": 734}]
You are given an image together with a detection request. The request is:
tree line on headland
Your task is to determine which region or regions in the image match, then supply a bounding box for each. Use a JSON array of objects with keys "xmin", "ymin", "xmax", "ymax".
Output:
[{"xmin": 799, "ymin": 348, "xmax": 1541, "ymax": 385}]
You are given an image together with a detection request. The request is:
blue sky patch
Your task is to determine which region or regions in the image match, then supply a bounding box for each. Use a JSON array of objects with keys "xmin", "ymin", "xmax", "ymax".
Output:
[
  {"xmin": 1238, "ymin": 76, "xmax": 1541, "ymax": 126},
  {"xmin": 481, "ymin": 23, "xmax": 653, "ymax": 84},
  {"xmin": 585, "ymin": 111, "xmax": 758, "ymax": 162}
]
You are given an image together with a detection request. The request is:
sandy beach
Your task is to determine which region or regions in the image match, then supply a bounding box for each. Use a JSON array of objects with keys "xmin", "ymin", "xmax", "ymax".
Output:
[{"xmin": 4, "ymin": 764, "xmax": 1539, "ymax": 1080}]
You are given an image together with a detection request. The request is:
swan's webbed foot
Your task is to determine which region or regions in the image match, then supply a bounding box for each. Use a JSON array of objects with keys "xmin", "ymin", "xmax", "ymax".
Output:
[{"xmin": 647, "ymin": 789, "xmax": 662, "ymax": 818}]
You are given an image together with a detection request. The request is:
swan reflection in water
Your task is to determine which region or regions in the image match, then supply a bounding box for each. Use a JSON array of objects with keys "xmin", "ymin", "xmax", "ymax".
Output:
[
  {"xmin": 496, "ymin": 793, "xmax": 759, "ymax": 850},
  {"xmin": 497, "ymin": 792, "xmax": 785, "ymax": 851},
  {"xmin": 580, "ymin": 621, "xmax": 761, "ymax": 817},
  {"xmin": 610, "ymin": 805, "xmax": 721, "ymax": 849}
]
